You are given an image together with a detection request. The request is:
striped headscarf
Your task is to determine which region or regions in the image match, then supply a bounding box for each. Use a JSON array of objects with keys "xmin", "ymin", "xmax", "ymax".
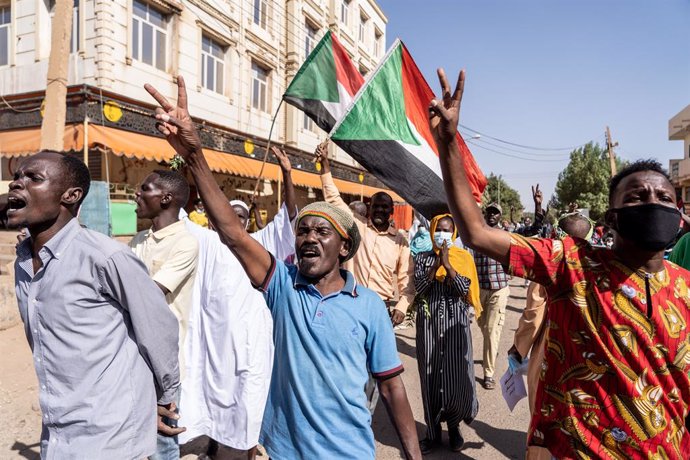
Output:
[{"xmin": 297, "ymin": 201, "xmax": 361, "ymax": 262}]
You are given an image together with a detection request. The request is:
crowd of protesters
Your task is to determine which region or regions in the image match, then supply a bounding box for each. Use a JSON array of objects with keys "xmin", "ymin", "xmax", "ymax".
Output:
[{"xmin": 4, "ymin": 68, "xmax": 690, "ymax": 460}]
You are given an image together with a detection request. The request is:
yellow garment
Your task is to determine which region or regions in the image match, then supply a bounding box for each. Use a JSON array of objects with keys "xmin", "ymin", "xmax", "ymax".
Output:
[
  {"xmin": 188, "ymin": 210, "xmax": 209, "ymax": 228},
  {"xmin": 429, "ymin": 214, "xmax": 482, "ymax": 319}
]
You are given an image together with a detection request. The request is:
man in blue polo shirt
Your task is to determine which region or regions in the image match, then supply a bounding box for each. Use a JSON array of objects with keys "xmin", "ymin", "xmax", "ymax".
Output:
[{"xmin": 145, "ymin": 77, "xmax": 422, "ymax": 460}]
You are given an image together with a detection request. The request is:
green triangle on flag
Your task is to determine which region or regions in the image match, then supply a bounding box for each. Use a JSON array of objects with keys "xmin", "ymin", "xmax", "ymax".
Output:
[
  {"xmin": 284, "ymin": 31, "xmax": 339, "ymax": 103},
  {"xmin": 330, "ymin": 41, "xmax": 419, "ymax": 145}
]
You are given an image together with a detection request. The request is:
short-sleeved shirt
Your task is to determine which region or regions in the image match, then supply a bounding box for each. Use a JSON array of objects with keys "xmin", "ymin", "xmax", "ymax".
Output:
[
  {"xmin": 130, "ymin": 220, "xmax": 198, "ymax": 378},
  {"xmin": 508, "ymin": 234, "xmax": 690, "ymax": 459},
  {"xmin": 258, "ymin": 257, "xmax": 403, "ymax": 459}
]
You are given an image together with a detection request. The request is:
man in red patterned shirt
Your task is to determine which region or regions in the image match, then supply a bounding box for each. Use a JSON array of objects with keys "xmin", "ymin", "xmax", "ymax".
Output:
[{"xmin": 428, "ymin": 69, "xmax": 690, "ymax": 459}]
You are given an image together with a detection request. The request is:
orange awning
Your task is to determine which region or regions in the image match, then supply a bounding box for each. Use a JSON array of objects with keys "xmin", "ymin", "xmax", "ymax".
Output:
[{"xmin": 0, "ymin": 125, "xmax": 402, "ymax": 200}]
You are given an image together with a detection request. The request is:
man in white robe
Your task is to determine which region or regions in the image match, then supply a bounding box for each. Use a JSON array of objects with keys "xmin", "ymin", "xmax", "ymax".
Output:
[{"xmin": 179, "ymin": 147, "xmax": 297, "ymax": 458}]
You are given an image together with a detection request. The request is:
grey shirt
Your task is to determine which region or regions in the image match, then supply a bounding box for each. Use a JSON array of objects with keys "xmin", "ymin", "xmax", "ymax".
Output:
[{"xmin": 15, "ymin": 218, "xmax": 180, "ymax": 460}]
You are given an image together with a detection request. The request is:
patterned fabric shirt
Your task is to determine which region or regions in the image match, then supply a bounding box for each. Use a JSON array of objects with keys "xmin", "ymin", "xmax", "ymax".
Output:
[
  {"xmin": 473, "ymin": 250, "xmax": 510, "ymax": 290},
  {"xmin": 508, "ymin": 234, "xmax": 690, "ymax": 459}
]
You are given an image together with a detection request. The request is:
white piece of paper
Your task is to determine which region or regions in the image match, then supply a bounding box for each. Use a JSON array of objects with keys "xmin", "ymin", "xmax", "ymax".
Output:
[{"xmin": 500, "ymin": 368, "xmax": 527, "ymax": 412}]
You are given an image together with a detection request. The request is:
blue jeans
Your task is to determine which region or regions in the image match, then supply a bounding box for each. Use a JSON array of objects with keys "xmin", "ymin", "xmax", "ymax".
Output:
[{"xmin": 150, "ymin": 395, "xmax": 180, "ymax": 460}]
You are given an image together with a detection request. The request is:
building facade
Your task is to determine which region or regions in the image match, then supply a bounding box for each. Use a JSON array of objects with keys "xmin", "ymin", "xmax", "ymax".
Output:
[
  {"xmin": 668, "ymin": 104, "xmax": 690, "ymax": 211},
  {"xmin": 0, "ymin": 0, "xmax": 399, "ymax": 228}
]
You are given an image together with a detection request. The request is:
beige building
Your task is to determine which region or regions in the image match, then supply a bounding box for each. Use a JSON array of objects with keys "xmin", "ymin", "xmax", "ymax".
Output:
[
  {"xmin": 668, "ymin": 104, "xmax": 690, "ymax": 211},
  {"xmin": 0, "ymin": 0, "xmax": 399, "ymax": 230}
]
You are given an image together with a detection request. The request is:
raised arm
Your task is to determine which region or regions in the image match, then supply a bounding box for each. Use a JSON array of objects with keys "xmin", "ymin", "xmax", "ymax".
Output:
[
  {"xmin": 144, "ymin": 77, "xmax": 271, "ymax": 286},
  {"xmin": 429, "ymin": 69, "xmax": 511, "ymax": 264},
  {"xmin": 271, "ymin": 146, "xmax": 297, "ymax": 220},
  {"xmin": 519, "ymin": 184, "xmax": 545, "ymax": 237},
  {"xmin": 315, "ymin": 141, "xmax": 350, "ymax": 213},
  {"xmin": 250, "ymin": 202, "xmax": 266, "ymax": 230}
]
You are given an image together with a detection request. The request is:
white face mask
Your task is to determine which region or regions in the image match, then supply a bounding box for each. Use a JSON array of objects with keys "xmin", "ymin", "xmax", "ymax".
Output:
[{"xmin": 434, "ymin": 231, "xmax": 453, "ymax": 248}]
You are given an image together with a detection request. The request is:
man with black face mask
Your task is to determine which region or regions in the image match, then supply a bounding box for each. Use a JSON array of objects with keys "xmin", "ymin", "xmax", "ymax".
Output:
[{"xmin": 429, "ymin": 68, "xmax": 690, "ymax": 459}]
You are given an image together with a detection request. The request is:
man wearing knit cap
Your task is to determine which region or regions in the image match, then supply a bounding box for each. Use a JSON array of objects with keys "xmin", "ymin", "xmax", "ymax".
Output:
[{"xmin": 144, "ymin": 77, "xmax": 421, "ymax": 460}]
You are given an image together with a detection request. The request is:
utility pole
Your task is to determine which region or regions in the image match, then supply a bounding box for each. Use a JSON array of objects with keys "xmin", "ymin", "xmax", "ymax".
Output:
[
  {"xmin": 605, "ymin": 126, "xmax": 619, "ymax": 177},
  {"xmin": 40, "ymin": 0, "xmax": 74, "ymax": 151}
]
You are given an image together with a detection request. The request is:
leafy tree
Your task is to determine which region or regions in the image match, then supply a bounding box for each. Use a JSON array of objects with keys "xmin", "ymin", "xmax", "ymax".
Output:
[
  {"xmin": 554, "ymin": 142, "xmax": 626, "ymax": 221},
  {"xmin": 481, "ymin": 173, "xmax": 523, "ymax": 217}
]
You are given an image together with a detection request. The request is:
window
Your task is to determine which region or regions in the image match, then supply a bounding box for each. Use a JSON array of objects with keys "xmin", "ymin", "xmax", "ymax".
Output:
[
  {"xmin": 303, "ymin": 113, "xmax": 313, "ymax": 131},
  {"xmin": 201, "ymin": 35, "xmax": 224, "ymax": 94},
  {"xmin": 341, "ymin": 0, "xmax": 350, "ymax": 27},
  {"xmin": 251, "ymin": 62, "xmax": 269, "ymax": 112},
  {"xmin": 132, "ymin": 0, "xmax": 167, "ymax": 71},
  {"xmin": 253, "ymin": 0, "xmax": 267, "ymax": 29},
  {"xmin": 374, "ymin": 30, "xmax": 382, "ymax": 57},
  {"xmin": 305, "ymin": 21, "xmax": 317, "ymax": 58},
  {"xmin": 0, "ymin": 5, "xmax": 9, "ymax": 67},
  {"xmin": 71, "ymin": 0, "xmax": 79, "ymax": 53},
  {"xmin": 359, "ymin": 13, "xmax": 367, "ymax": 43}
]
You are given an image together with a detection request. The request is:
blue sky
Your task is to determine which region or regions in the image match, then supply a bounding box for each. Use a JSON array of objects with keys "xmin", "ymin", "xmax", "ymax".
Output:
[{"xmin": 377, "ymin": 0, "xmax": 690, "ymax": 210}]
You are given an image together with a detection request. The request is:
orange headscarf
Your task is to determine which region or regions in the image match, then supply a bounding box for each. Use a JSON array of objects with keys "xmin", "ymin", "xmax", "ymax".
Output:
[{"xmin": 429, "ymin": 214, "xmax": 482, "ymax": 319}]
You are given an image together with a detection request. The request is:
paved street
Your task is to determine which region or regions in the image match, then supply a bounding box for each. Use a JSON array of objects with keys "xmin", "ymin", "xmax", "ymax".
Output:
[
  {"xmin": 1, "ymin": 279, "xmax": 531, "ymax": 459},
  {"xmin": 373, "ymin": 278, "xmax": 531, "ymax": 460}
]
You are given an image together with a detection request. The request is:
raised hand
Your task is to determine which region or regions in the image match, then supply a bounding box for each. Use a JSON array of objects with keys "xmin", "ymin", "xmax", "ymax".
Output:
[
  {"xmin": 532, "ymin": 184, "xmax": 543, "ymax": 208},
  {"xmin": 429, "ymin": 69, "xmax": 465, "ymax": 145},
  {"xmin": 314, "ymin": 139, "xmax": 330, "ymax": 173},
  {"xmin": 144, "ymin": 76, "xmax": 202, "ymax": 158},
  {"xmin": 271, "ymin": 146, "xmax": 292, "ymax": 172},
  {"xmin": 314, "ymin": 139, "xmax": 329, "ymax": 162}
]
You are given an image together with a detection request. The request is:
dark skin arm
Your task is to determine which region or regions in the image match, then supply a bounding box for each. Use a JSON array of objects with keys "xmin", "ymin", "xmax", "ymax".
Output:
[
  {"xmin": 378, "ymin": 376, "xmax": 422, "ymax": 460},
  {"xmin": 271, "ymin": 146, "xmax": 297, "ymax": 220},
  {"xmin": 250, "ymin": 202, "xmax": 266, "ymax": 230},
  {"xmin": 429, "ymin": 69, "xmax": 511, "ymax": 264},
  {"xmin": 532, "ymin": 184, "xmax": 544, "ymax": 217},
  {"xmin": 314, "ymin": 139, "xmax": 331, "ymax": 174},
  {"xmin": 144, "ymin": 77, "xmax": 271, "ymax": 285}
]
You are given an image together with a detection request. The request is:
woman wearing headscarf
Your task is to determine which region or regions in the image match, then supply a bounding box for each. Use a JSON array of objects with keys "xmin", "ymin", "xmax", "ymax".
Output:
[{"xmin": 414, "ymin": 214, "xmax": 480, "ymax": 454}]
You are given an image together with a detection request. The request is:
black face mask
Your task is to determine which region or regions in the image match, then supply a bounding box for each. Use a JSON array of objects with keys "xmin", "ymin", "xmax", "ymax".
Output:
[{"xmin": 612, "ymin": 203, "xmax": 680, "ymax": 251}]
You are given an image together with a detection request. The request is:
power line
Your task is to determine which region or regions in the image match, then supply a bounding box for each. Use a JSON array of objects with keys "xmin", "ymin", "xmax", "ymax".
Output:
[
  {"xmin": 460, "ymin": 124, "xmax": 590, "ymax": 152},
  {"xmin": 460, "ymin": 130, "xmax": 571, "ymax": 158},
  {"xmin": 466, "ymin": 139, "xmax": 568, "ymax": 162}
]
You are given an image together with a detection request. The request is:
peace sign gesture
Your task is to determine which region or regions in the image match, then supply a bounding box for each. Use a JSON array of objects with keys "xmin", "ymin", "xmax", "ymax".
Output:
[
  {"xmin": 429, "ymin": 69, "xmax": 465, "ymax": 145},
  {"xmin": 531, "ymin": 184, "xmax": 543, "ymax": 208},
  {"xmin": 144, "ymin": 76, "xmax": 202, "ymax": 158}
]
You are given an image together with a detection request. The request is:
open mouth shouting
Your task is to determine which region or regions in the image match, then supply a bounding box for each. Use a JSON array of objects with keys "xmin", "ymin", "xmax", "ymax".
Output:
[
  {"xmin": 299, "ymin": 245, "xmax": 321, "ymax": 260},
  {"xmin": 6, "ymin": 194, "xmax": 27, "ymax": 215}
]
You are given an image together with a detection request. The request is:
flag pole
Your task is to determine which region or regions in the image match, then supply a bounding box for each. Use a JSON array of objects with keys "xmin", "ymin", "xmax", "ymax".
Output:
[{"xmin": 252, "ymin": 100, "xmax": 284, "ymax": 201}]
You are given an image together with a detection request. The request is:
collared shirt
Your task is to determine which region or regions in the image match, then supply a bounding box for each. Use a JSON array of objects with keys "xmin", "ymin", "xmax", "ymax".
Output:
[
  {"xmin": 130, "ymin": 220, "xmax": 198, "ymax": 380},
  {"xmin": 15, "ymin": 218, "xmax": 180, "ymax": 460},
  {"xmin": 321, "ymin": 172, "xmax": 415, "ymax": 313},
  {"xmin": 473, "ymin": 250, "xmax": 510, "ymax": 290},
  {"xmin": 509, "ymin": 234, "xmax": 690, "ymax": 458},
  {"xmin": 258, "ymin": 258, "xmax": 403, "ymax": 459}
]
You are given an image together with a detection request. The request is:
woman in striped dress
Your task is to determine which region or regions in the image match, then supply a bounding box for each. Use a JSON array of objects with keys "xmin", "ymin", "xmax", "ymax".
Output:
[{"xmin": 414, "ymin": 214, "xmax": 480, "ymax": 454}]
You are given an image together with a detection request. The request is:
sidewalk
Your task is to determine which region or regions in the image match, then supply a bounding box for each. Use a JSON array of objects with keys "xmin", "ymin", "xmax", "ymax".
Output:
[{"xmin": 0, "ymin": 279, "xmax": 531, "ymax": 459}]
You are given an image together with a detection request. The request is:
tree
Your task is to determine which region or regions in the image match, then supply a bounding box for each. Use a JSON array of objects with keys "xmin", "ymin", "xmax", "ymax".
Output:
[
  {"xmin": 481, "ymin": 173, "xmax": 523, "ymax": 217},
  {"xmin": 554, "ymin": 142, "xmax": 626, "ymax": 221}
]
